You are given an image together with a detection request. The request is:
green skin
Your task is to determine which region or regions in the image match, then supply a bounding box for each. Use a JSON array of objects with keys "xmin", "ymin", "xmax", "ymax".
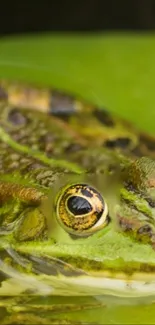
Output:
[{"xmin": 1, "ymin": 82, "xmax": 155, "ymax": 323}]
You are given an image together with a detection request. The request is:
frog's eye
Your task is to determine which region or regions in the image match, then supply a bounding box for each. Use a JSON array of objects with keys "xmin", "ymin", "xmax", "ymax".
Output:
[{"xmin": 56, "ymin": 184, "xmax": 109, "ymax": 236}]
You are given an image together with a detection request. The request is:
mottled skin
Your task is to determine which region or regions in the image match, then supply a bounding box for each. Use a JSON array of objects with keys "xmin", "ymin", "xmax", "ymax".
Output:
[{"xmin": 1, "ymin": 81, "xmax": 155, "ymax": 323}]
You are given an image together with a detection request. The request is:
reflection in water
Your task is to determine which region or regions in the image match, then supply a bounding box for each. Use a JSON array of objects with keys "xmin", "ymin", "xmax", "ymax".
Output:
[{"xmin": 1, "ymin": 294, "xmax": 155, "ymax": 324}]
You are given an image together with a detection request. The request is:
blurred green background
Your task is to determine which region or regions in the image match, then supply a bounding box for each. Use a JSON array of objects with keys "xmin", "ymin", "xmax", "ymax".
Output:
[{"xmin": 1, "ymin": 33, "xmax": 155, "ymax": 135}]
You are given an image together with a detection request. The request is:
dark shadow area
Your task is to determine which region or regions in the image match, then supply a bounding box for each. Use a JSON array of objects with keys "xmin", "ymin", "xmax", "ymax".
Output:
[{"xmin": 0, "ymin": 0, "xmax": 155, "ymax": 36}]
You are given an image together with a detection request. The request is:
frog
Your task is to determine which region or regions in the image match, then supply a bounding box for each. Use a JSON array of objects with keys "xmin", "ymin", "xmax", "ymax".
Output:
[{"xmin": 1, "ymin": 80, "xmax": 155, "ymax": 324}]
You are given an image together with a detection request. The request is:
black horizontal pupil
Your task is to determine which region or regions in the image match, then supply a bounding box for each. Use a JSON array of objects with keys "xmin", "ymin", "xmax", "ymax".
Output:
[{"xmin": 67, "ymin": 196, "xmax": 92, "ymax": 215}]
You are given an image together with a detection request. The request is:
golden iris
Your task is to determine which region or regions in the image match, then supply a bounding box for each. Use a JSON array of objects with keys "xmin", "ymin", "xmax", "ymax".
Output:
[{"xmin": 56, "ymin": 183, "xmax": 109, "ymax": 236}]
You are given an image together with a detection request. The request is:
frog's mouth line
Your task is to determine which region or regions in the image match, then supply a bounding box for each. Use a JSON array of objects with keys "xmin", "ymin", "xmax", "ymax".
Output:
[
  {"xmin": 46, "ymin": 273, "xmax": 155, "ymax": 298},
  {"xmin": 1, "ymin": 252, "xmax": 155, "ymax": 298},
  {"xmin": 1, "ymin": 244, "xmax": 155, "ymax": 298},
  {"xmin": 1, "ymin": 263, "xmax": 155, "ymax": 299}
]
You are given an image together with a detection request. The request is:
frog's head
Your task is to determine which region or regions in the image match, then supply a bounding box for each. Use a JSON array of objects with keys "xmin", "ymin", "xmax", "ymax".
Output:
[{"xmin": 5, "ymin": 157, "xmax": 155, "ymax": 298}]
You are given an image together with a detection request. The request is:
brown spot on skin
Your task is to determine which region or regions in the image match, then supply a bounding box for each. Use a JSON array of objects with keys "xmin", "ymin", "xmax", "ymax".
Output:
[
  {"xmin": 39, "ymin": 133, "xmax": 56, "ymax": 155},
  {"xmin": 0, "ymin": 182, "xmax": 44, "ymax": 204},
  {"xmin": 40, "ymin": 133, "xmax": 57, "ymax": 144},
  {"xmin": 119, "ymin": 216, "xmax": 134, "ymax": 232},
  {"xmin": 118, "ymin": 214, "xmax": 155, "ymax": 247},
  {"xmin": 25, "ymin": 162, "xmax": 46, "ymax": 172},
  {"xmin": 105, "ymin": 137, "xmax": 131, "ymax": 149},
  {"xmin": 137, "ymin": 224, "xmax": 152, "ymax": 236},
  {"xmin": 8, "ymin": 109, "xmax": 28, "ymax": 126},
  {"xmin": 94, "ymin": 109, "xmax": 114, "ymax": 127},
  {"xmin": 140, "ymin": 134, "xmax": 155, "ymax": 151},
  {"xmin": 65, "ymin": 143, "xmax": 84, "ymax": 153},
  {"xmin": 148, "ymin": 179, "xmax": 155, "ymax": 188},
  {"xmin": 131, "ymin": 134, "xmax": 155, "ymax": 159},
  {"xmin": 124, "ymin": 157, "xmax": 155, "ymax": 194},
  {"xmin": 125, "ymin": 183, "xmax": 137, "ymax": 193},
  {"xmin": 0, "ymin": 87, "xmax": 8, "ymax": 100},
  {"xmin": 50, "ymin": 91, "xmax": 75, "ymax": 116},
  {"xmin": 146, "ymin": 198, "xmax": 155, "ymax": 208},
  {"xmin": 131, "ymin": 145, "xmax": 144, "ymax": 157}
]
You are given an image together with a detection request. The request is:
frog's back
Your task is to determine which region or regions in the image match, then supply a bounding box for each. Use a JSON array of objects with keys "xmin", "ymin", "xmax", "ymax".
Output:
[{"xmin": 0, "ymin": 79, "xmax": 155, "ymax": 177}]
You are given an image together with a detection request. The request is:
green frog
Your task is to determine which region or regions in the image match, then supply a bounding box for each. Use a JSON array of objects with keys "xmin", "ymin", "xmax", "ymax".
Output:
[{"xmin": 1, "ymin": 80, "xmax": 155, "ymax": 323}]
